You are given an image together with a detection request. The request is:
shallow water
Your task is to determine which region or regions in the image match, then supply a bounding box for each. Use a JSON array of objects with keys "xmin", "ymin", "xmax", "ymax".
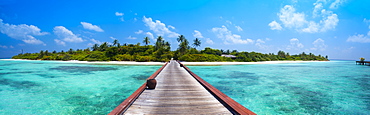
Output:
[
  {"xmin": 0, "ymin": 60, "xmax": 160, "ymax": 114},
  {"xmin": 1, "ymin": 60, "xmax": 369, "ymax": 114},
  {"xmin": 189, "ymin": 60, "xmax": 370, "ymax": 114}
]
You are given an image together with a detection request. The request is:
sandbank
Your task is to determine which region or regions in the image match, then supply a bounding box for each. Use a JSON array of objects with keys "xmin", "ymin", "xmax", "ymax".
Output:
[{"xmin": 2, "ymin": 59, "xmax": 325, "ymax": 66}]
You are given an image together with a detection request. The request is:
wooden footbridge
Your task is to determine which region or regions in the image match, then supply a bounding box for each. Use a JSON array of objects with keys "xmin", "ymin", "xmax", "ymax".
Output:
[{"xmin": 109, "ymin": 60, "xmax": 255, "ymax": 115}]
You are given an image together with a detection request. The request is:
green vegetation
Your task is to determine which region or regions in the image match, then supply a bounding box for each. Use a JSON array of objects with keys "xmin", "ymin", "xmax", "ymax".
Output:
[
  {"xmin": 360, "ymin": 57, "xmax": 365, "ymax": 61},
  {"xmin": 12, "ymin": 35, "xmax": 329, "ymax": 62}
]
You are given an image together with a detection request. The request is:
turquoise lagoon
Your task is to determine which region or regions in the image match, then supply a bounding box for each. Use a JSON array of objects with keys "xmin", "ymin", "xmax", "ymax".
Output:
[
  {"xmin": 0, "ymin": 60, "xmax": 161, "ymax": 114},
  {"xmin": 189, "ymin": 60, "xmax": 370, "ymax": 114},
  {"xmin": 0, "ymin": 59, "xmax": 369, "ymax": 114}
]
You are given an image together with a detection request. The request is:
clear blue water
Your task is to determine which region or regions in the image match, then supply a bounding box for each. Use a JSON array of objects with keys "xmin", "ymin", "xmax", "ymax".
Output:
[
  {"xmin": 189, "ymin": 60, "xmax": 370, "ymax": 114},
  {"xmin": 1, "ymin": 60, "xmax": 369, "ymax": 114},
  {"xmin": 0, "ymin": 60, "xmax": 160, "ymax": 114}
]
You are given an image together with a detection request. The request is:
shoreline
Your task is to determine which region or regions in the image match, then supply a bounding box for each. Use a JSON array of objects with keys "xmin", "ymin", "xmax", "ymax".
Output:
[
  {"xmin": 180, "ymin": 61, "xmax": 325, "ymax": 65},
  {"xmin": 1, "ymin": 59, "xmax": 326, "ymax": 66}
]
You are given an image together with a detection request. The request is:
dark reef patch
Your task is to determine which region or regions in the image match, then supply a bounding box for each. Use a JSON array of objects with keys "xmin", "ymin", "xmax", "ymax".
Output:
[
  {"xmin": 283, "ymin": 86, "xmax": 333, "ymax": 114},
  {"xmin": 0, "ymin": 71, "xmax": 35, "ymax": 76},
  {"xmin": 65, "ymin": 92, "xmax": 132, "ymax": 114},
  {"xmin": 0, "ymin": 78, "xmax": 39, "ymax": 89},
  {"xmin": 64, "ymin": 96, "xmax": 91, "ymax": 106},
  {"xmin": 0, "ymin": 63, "xmax": 23, "ymax": 66},
  {"xmin": 277, "ymin": 65, "xmax": 307, "ymax": 68},
  {"xmin": 226, "ymin": 71, "xmax": 258, "ymax": 80},
  {"xmin": 35, "ymin": 74, "xmax": 58, "ymax": 78},
  {"xmin": 49, "ymin": 66, "xmax": 118, "ymax": 74},
  {"xmin": 131, "ymin": 74, "xmax": 149, "ymax": 80}
]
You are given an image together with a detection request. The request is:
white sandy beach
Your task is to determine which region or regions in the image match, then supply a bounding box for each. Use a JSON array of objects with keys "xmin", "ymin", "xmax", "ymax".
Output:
[
  {"xmin": 179, "ymin": 61, "xmax": 325, "ymax": 65},
  {"xmin": 1, "ymin": 59, "xmax": 325, "ymax": 65}
]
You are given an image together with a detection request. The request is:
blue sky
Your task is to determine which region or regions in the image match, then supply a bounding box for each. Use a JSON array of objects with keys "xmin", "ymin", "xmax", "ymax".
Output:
[{"xmin": 0, "ymin": 0, "xmax": 369, "ymax": 60}]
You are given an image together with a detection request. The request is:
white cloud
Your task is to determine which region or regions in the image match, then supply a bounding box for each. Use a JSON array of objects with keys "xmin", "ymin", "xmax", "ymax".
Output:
[
  {"xmin": 212, "ymin": 25, "xmax": 253, "ymax": 44},
  {"xmin": 205, "ymin": 38, "xmax": 214, "ymax": 44},
  {"xmin": 320, "ymin": 13, "xmax": 339, "ymax": 32},
  {"xmin": 146, "ymin": 32, "xmax": 154, "ymax": 39},
  {"xmin": 329, "ymin": 0, "xmax": 344, "ymax": 9},
  {"xmin": 0, "ymin": 45, "xmax": 8, "ymax": 48},
  {"xmin": 256, "ymin": 39, "xmax": 266, "ymax": 44},
  {"xmin": 115, "ymin": 12, "xmax": 123, "ymax": 16},
  {"xmin": 22, "ymin": 35, "xmax": 46, "ymax": 45},
  {"xmin": 272, "ymin": 4, "xmax": 339, "ymax": 33},
  {"xmin": 302, "ymin": 21, "xmax": 319, "ymax": 33},
  {"xmin": 287, "ymin": 38, "xmax": 304, "ymax": 50},
  {"xmin": 268, "ymin": 21, "xmax": 282, "ymax": 30},
  {"xmin": 193, "ymin": 30, "xmax": 204, "ymax": 38},
  {"xmin": 313, "ymin": 2, "xmax": 323, "ymax": 17},
  {"xmin": 235, "ymin": 26, "xmax": 243, "ymax": 31},
  {"xmin": 364, "ymin": 18, "xmax": 370, "ymax": 24},
  {"xmin": 347, "ymin": 34, "xmax": 370, "ymax": 43},
  {"xmin": 343, "ymin": 46, "xmax": 355, "ymax": 53},
  {"xmin": 115, "ymin": 12, "xmax": 124, "ymax": 21},
  {"xmin": 110, "ymin": 37, "xmax": 116, "ymax": 40},
  {"xmin": 279, "ymin": 5, "xmax": 307, "ymax": 28},
  {"xmin": 53, "ymin": 26, "xmax": 83, "ymax": 43},
  {"xmin": 135, "ymin": 30, "xmax": 143, "ymax": 34},
  {"xmin": 54, "ymin": 39, "xmax": 66, "ymax": 46},
  {"xmin": 80, "ymin": 22, "xmax": 104, "ymax": 32},
  {"xmin": 226, "ymin": 20, "xmax": 232, "ymax": 25},
  {"xmin": 142, "ymin": 16, "xmax": 180, "ymax": 38},
  {"xmin": 347, "ymin": 18, "xmax": 370, "ymax": 43},
  {"xmin": 168, "ymin": 25, "xmax": 175, "ymax": 29},
  {"xmin": 255, "ymin": 38, "xmax": 271, "ymax": 50},
  {"xmin": 90, "ymin": 38, "xmax": 102, "ymax": 44},
  {"xmin": 311, "ymin": 38, "xmax": 327, "ymax": 51},
  {"xmin": 0, "ymin": 45, "xmax": 12, "ymax": 48},
  {"xmin": 0, "ymin": 19, "xmax": 47, "ymax": 45},
  {"xmin": 127, "ymin": 36, "xmax": 137, "ymax": 39}
]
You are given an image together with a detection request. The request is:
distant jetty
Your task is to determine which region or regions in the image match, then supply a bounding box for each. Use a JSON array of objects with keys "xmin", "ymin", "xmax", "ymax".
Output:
[{"xmin": 356, "ymin": 61, "xmax": 370, "ymax": 65}]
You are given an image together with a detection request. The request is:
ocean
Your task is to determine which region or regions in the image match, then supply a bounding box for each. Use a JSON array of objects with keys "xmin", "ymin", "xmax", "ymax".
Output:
[
  {"xmin": 0, "ymin": 59, "xmax": 161, "ymax": 114},
  {"xmin": 0, "ymin": 59, "xmax": 369, "ymax": 114},
  {"xmin": 189, "ymin": 60, "xmax": 370, "ymax": 114}
]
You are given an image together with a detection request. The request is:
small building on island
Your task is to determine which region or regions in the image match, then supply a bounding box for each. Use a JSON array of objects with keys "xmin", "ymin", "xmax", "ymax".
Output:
[{"xmin": 221, "ymin": 54, "xmax": 237, "ymax": 59}]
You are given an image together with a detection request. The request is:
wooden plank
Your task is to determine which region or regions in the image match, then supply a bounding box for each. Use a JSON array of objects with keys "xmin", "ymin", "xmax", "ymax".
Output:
[
  {"xmin": 110, "ymin": 60, "xmax": 256, "ymax": 114},
  {"xmin": 178, "ymin": 61, "xmax": 256, "ymax": 115},
  {"xmin": 123, "ymin": 60, "xmax": 232, "ymax": 114},
  {"xmin": 108, "ymin": 62, "xmax": 168, "ymax": 115}
]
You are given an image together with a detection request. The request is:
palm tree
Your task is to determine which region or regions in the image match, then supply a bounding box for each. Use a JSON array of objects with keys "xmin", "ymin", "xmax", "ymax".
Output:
[
  {"xmin": 178, "ymin": 39, "xmax": 189, "ymax": 55},
  {"xmin": 113, "ymin": 39, "xmax": 119, "ymax": 47},
  {"xmin": 177, "ymin": 35, "xmax": 185, "ymax": 43},
  {"xmin": 99, "ymin": 42, "xmax": 109, "ymax": 51},
  {"xmin": 92, "ymin": 44, "xmax": 99, "ymax": 51},
  {"xmin": 155, "ymin": 36, "xmax": 164, "ymax": 50},
  {"xmin": 143, "ymin": 37, "xmax": 150, "ymax": 46},
  {"xmin": 164, "ymin": 41, "xmax": 170, "ymax": 50},
  {"xmin": 193, "ymin": 38, "xmax": 201, "ymax": 49}
]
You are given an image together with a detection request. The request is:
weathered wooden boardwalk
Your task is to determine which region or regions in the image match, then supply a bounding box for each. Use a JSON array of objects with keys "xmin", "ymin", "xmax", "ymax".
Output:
[{"xmin": 110, "ymin": 60, "xmax": 255, "ymax": 115}]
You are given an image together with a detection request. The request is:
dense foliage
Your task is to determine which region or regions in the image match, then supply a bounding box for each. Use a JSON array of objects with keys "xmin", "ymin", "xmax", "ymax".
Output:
[{"xmin": 12, "ymin": 35, "xmax": 329, "ymax": 62}]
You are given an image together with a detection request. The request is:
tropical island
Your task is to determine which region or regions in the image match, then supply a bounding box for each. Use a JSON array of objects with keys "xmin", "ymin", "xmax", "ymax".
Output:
[{"xmin": 12, "ymin": 35, "xmax": 329, "ymax": 62}]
